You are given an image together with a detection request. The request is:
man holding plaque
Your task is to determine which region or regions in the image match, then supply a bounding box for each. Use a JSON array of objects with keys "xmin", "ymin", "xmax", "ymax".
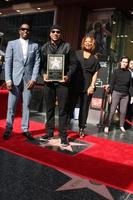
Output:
[{"xmin": 41, "ymin": 24, "xmax": 77, "ymax": 146}]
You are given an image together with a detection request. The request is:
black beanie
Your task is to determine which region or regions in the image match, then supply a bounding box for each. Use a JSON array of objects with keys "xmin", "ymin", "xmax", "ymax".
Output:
[{"xmin": 50, "ymin": 24, "xmax": 62, "ymax": 32}]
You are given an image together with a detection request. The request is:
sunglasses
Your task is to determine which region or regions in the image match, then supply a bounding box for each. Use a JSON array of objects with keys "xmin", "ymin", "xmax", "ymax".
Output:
[
  {"xmin": 20, "ymin": 28, "xmax": 31, "ymax": 32},
  {"xmin": 51, "ymin": 30, "xmax": 61, "ymax": 34}
]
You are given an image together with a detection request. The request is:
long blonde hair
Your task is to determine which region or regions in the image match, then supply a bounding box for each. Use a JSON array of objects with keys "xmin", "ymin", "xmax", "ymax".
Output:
[{"xmin": 81, "ymin": 35, "xmax": 95, "ymax": 53}]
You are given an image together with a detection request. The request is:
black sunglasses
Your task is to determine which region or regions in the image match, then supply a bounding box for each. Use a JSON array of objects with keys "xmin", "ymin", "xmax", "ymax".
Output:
[
  {"xmin": 51, "ymin": 30, "xmax": 61, "ymax": 34},
  {"xmin": 20, "ymin": 28, "xmax": 31, "ymax": 32}
]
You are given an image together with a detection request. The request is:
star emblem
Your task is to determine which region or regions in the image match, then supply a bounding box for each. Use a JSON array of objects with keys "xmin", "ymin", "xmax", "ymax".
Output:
[
  {"xmin": 56, "ymin": 170, "xmax": 114, "ymax": 200},
  {"xmin": 50, "ymin": 57, "xmax": 62, "ymax": 70},
  {"xmin": 35, "ymin": 137, "xmax": 93, "ymax": 155}
]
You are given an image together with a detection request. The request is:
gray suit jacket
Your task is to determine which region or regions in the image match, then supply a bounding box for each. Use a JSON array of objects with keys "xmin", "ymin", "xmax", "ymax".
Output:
[{"xmin": 5, "ymin": 39, "xmax": 40, "ymax": 85}]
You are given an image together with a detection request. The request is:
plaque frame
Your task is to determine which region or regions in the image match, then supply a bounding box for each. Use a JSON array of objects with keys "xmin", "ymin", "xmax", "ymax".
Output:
[{"xmin": 47, "ymin": 54, "xmax": 65, "ymax": 81}]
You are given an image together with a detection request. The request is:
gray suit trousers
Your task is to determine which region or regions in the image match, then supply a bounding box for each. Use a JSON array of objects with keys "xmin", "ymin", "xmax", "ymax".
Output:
[{"xmin": 6, "ymin": 78, "xmax": 32, "ymax": 132}]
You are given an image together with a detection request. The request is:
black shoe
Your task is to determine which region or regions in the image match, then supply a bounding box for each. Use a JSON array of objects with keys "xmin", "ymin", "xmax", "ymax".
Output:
[
  {"xmin": 23, "ymin": 131, "xmax": 34, "ymax": 140},
  {"xmin": 41, "ymin": 134, "xmax": 53, "ymax": 140},
  {"xmin": 3, "ymin": 130, "xmax": 12, "ymax": 140},
  {"xmin": 61, "ymin": 138, "xmax": 69, "ymax": 147}
]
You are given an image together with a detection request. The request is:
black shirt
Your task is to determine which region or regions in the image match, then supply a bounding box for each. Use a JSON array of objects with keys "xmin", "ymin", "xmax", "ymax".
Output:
[
  {"xmin": 75, "ymin": 50, "xmax": 101, "ymax": 92},
  {"xmin": 109, "ymin": 68, "xmax": 133, "ymax": 96}
]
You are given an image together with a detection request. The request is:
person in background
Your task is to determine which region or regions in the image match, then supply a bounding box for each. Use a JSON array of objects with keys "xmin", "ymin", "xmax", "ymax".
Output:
[
  {"xmin": 87, "ymin": 21, "xmax": 112, "ymax": 56},
  {"xmin": 3, "ymin": 23, "xmax": 40, "ymax": 140},
  {"xmin": 41, "ymin": 24, "xmax": 77, "ymax": 146},
  {"xmin": 76, "ymin": 35, "xmax": 101, "ymax": 138},
  {"xmin": 129, "ymin": 59, "xmax": 133, "ymax": 79},
  {"xmin": 126, "ymin": 59, "xmax": 133, "ymax": 127},
  {"xmin": 104, "ymin": 56, "xmax": 133, "ymax": 133}
]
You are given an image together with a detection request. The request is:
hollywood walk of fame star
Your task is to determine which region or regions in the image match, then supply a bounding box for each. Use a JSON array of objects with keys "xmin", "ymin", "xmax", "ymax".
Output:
[
  {"xmin": 35, "ymin": 137, "xmax": 94, "ymax": 155},
  {"xmin": 56, "ymin": 170, "xmax": 114, "ymax": 200}
]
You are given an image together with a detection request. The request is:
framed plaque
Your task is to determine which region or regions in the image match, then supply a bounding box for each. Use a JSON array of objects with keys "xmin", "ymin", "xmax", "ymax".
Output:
[{"xmin": 47, "ymin": 54, "xmax": 65, "ymax": 81}]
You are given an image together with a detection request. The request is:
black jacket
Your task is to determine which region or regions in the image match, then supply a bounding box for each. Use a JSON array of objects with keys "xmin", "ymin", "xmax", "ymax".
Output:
[{"xmin": 41, "ymin": 40, "xmax": 77, "ymax": 79}]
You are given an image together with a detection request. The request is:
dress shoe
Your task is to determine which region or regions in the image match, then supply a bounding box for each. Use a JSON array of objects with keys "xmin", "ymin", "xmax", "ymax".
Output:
[
  {"xmin": 3, "ymin": 130, "xmax": 12, "ymax": 140},
  {"xmin": 23, "ymin": 131, "xmax": 34, "ymax": 140},
  {"xmin": 61, "ymin": 138, "xmax": 69, "ymax": 147},
  {"xmin": 120, "ymin": 127, "xmax": 126, "ymax": 133},
  {"xmin": 40, "ymin": 134, "xmax": 54, "ymax": 141}
]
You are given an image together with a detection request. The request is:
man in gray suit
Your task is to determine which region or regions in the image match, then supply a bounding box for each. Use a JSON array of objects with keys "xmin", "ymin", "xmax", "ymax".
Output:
[{"xmin": 3, "ymin": 23, "xmax": 40, "ymax": 140}]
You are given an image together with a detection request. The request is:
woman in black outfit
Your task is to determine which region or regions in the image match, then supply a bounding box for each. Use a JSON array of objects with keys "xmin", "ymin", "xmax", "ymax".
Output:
[
  {"xmin": 126, "ymin": 59, "xmax": 133, "ymax": 128},
  {"xmin": 104, "ymin": 56, "xmax": 133, "ymax": 133},
  {"xmin": 76, "ymin": 35, "xmax": 101, "ymax": 137}
]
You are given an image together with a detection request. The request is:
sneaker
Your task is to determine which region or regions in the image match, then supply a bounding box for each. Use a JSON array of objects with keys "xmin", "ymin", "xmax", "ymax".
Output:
[
  {"xmin": 120, "ymin": 127, "xmax": 126, "ymax": 133},
  {"xmin": 104, "ymin": 127, "xmax": 109, "ymax": 133}
]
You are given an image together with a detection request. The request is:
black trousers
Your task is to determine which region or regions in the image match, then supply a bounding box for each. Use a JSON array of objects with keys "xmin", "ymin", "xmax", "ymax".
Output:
[
  {"xmin": 79, "ymin": 92, "xmax": 93, "ymax": 129},
  {"xmin": 44, "ymin": 83, "xmax": 69, "ymax": 139},
  {"xmin": 125, "ymin": 101, "xmax": 133, "ymax": 129}
]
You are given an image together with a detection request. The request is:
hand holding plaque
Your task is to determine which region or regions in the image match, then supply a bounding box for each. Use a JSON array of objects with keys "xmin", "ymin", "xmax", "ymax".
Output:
[{"xmin": 47, "ymin": 54, "xmax": 64, "ymax": 81}]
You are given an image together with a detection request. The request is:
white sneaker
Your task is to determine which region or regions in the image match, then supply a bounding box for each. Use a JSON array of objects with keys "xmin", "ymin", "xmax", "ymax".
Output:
[
  {"xmin": 120, "ymin": 127, "xmax": 126, "ymax": 133},
  {"xmin": 104, "ymin": 127, "xmax": 109, "ymax": 133}
]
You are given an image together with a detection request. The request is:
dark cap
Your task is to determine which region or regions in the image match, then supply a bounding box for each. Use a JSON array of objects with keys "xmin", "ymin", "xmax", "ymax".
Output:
[{"xmin": 50, "ymin": 24, "xmax": 62, "ymax": 32}]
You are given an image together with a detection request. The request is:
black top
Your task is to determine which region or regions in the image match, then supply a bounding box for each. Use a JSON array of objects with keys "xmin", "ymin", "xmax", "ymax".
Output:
[
  {"xmin": 75, "ymin": 50, "xmax": 101, "ymax": 92},
  {"xmin": 109, "ymin": 68, "xmax": 133, "ymax": 96}
]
